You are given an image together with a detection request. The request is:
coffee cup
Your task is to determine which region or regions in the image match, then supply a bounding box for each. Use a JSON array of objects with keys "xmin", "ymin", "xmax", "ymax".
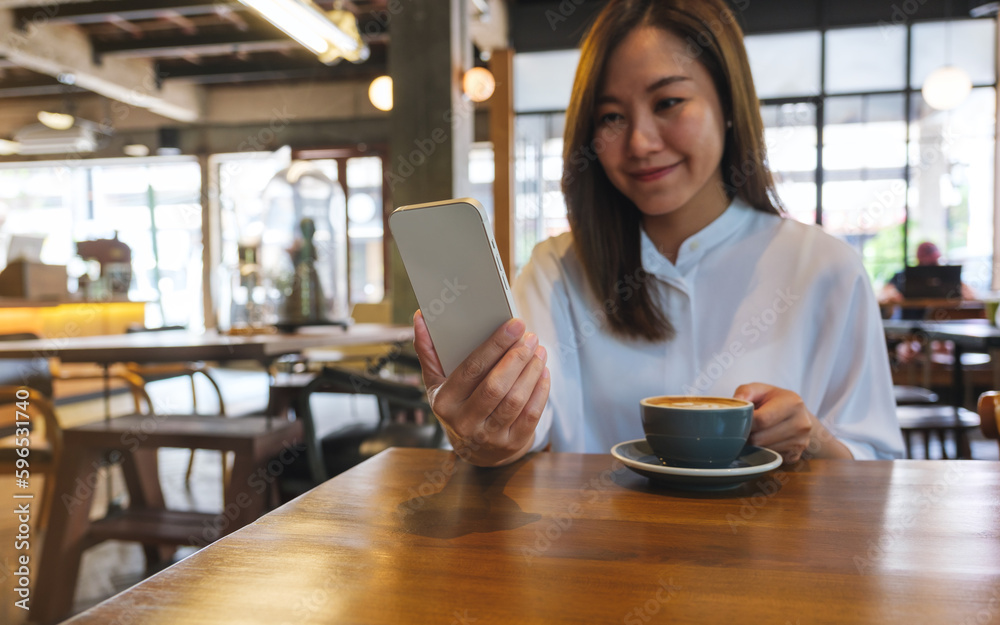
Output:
[{"xmin": 640, "ymin": 396, "xmax": 754, "ymax": 468}]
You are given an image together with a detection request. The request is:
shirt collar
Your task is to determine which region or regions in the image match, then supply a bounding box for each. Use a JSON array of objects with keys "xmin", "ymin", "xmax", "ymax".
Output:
[{"xmin": 640, "ymin": 197, "xmax": 757, "ymax": 279}]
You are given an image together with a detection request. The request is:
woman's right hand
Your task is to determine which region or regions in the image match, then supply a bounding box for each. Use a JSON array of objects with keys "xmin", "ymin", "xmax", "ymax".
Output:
[{"xmin": 413, "ymin": 310, "xmax": 550, "ymax": 467}]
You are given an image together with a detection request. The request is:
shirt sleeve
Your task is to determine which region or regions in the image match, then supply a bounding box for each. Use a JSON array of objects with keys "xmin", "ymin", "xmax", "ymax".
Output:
[
  {"xmin": 512, "ymin": 244, "xmax": 585, "ymax": 453},
  {"xmin": 816, "ymin": 259, "xmax": 905, "ymax": 460}
]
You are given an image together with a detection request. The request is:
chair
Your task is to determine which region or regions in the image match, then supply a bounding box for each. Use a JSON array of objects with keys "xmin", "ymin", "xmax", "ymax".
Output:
[
  {"xmin": 894, "ymin": 385, "xmax": 939, "ymax": 406},
  {"xmin": 123, "ymin": 325, "xmax": 227, "ymax": 415},
  {"xmin": 122, "ymin": 325, "xmax": 232, "ymax": 488},
  {"xmin": 0, "ymin": 343, "xmax": 62, "ymax": 531},
  {"xmin": 975, "ymin": 391, "xmax": 1000, "ymax": 457},
  {"xmin": 290, "ymin": 362, "xmax": 443, "ymax": 492},
  {"xmin": 896, "ymin": 404, "xmax": 980, "ymax": 459}
]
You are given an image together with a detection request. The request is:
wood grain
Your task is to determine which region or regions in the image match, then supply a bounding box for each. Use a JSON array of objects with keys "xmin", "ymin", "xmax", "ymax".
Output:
[{"xmin": 64, "ymin": 450, "xmax": 1000, "ymax": 625}]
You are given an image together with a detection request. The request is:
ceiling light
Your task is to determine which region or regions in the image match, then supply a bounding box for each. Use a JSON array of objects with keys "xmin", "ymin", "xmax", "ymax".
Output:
[
  {"xmin": 922, "ymin": 66, "xmax": 972, "ymax": 110},
  {"xmin": 463, "ymin": 67, "xmax": 496, "ymax": 103},
  {"xmin": 123, "ymin": 143, "xmax": 150, "ymax": 157},
  {"xmin": 37, "ymin": 111, "xmax": 76, "ymax": 130},
  {"xmin": 237, "ymin": 0, "xmax": 368, "ymax": 64},
  {"xmin": 368, "ymin": 75, "xmax": 393, "ymax": 112},
  {"xmin": 0, "ymin": 139, "xmax": 20, "ymax": 155}
]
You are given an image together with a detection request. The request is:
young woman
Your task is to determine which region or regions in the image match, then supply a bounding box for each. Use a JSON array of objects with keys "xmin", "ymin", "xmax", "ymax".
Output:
[{"xmin": 412, "ymin": 0, "xmax": 904, "ymax": 467}]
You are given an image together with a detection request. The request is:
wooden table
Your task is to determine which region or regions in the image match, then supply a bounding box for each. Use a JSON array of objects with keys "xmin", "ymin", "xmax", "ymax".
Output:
[
  {"xmin": 62, "ymin": 449, "xmax": 1000, "ymax": 625},
  {"xmin": 0, "ymin": 323, "xmax": 414, "ymax": 364}
]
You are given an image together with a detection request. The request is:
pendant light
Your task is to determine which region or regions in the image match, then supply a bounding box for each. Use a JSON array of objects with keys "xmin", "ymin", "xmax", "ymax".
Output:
[{"xmin": 921, "ymin": 0, "xmax": 972, "ymax": 110}]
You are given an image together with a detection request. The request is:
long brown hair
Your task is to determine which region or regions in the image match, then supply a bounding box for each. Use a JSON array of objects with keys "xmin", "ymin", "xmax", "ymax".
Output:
[{"xmin": 562, "ymin": 0, "xmax": 782, "ymax": 342}]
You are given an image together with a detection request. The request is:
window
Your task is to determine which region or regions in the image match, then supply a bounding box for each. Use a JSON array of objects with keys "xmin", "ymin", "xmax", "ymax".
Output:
[
  {"xmin": 514, "ymin": 113, "xmax": 570, "ymax": 272},
  {"xmin": 0, "ymin": 157, "xmax": 204, "ymax": 328},
  {"xmin": 213, "ymin": 150, "xmax": 392, "ymax": 330}
]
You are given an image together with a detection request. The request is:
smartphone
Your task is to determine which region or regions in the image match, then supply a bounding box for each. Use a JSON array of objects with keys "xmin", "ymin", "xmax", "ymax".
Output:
[{"xmin": 389, "ymin": 198, "xmax": 517, "ymax": 376}]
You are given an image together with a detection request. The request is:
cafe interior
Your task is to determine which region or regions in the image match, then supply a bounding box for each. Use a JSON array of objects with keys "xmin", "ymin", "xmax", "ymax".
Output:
[{"xmin": 0, "ymin": 0, "xmax": 999, "ymax": 623}]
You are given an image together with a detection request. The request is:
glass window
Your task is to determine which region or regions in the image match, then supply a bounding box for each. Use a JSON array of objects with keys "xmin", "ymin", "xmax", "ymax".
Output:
[
  {"xmin": 514, "ymin": 113, "xmax": 569, "ymax": 273},
  {"xmin": 911, "ymin": 20, "xmax": 996, "ymax": 89},
  {"xmin": 762, "ymin": 102, "xmax": 817, "ymax": 224},
  {"xmin": 213, "ymin": 150, "xmax": 292, "ymax": 329},
  {"xmin": 825, "ymin": 26, "xmax": 907, "ymax": 94},
  {"xmin": 345, "ymin": 156, "xmax": 384, "ymax": 304},
  {"xmin": 822, "ymin": 94, "xmax": 908, "ymax": 286},
  {"xmin": 0, "ymin": 157, "xmax": 203, "ymax": 329},
  {"xmin": 823, "ymin": 94, "xmax": 907, "ymax": 171},
  {"xmin": 514, "ymin": 50, "xmax": 581, "ymax": 113},
  {"xmin": 907, "ymin": 87, "xmax": 996, "ymax": 294},
  {"xmin": 468, "ymin": 142, "xmax": 495, "ymax": 226},
  {"xmin": 745, "ymin": 32, "xmax": 822, "ymax": 98}
]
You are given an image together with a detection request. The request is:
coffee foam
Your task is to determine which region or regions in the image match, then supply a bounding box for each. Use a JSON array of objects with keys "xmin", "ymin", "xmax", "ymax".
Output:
[{"xmin": 645, "ymin": 397, "xmax": 749, "ymax": 409}]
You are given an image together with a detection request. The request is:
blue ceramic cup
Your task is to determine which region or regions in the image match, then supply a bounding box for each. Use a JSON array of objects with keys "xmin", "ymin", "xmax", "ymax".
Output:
[{"xmin": 640, "ymin": 396, "xmax": 754, "ymax": 468}]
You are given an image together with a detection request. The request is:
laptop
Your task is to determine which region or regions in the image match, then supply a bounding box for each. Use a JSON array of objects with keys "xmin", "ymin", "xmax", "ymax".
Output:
[{"xmin": 903, "ymin": 265, "xmax": 962, "ymax": 299}]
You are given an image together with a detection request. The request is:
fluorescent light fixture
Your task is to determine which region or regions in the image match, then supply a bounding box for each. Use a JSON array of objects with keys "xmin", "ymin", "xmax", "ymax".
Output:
[
  {"xmin": 0, "ymin": 139, "xmax": 20, "ymax": 155},
  {"xmin": 37, "ymin": 111, "xmax": 76, "ymax": 130},
  {"xmin": 237, "ymin": 0, "xmax": 368, "ymax": 64},
  {"xmin": 368, "ymin": 75, "xmax": 392, "ymax": 111}
]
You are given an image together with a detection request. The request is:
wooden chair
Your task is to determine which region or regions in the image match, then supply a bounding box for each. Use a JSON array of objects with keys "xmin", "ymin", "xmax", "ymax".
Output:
[
  {"xmin": 975, "ymin": 391, "xmax": 1000, "ymax": 457},
  {"xmin": 896, "ymin": 404, "xmax": 981, "ymax": 459},
  {"xmin": 894, "ymin": 385, "xmax": 939, "ymax": 405},
  {"xmin": 287, "ymin": 363, "xmax": 442, "ymax": 494},
  {"xmin": 0, "ymin": 387, "xmax": 61, "ymax": 531},
  {"xmin": 0, "ymin": 332, "xmax": 156, "ymax": 532},
  {"xmin": 122, "ymin": 325, "xmax": 234, "ymax": 489}
]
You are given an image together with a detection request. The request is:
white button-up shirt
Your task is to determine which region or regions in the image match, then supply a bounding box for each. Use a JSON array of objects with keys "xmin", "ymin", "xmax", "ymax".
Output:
[{"xmin": 513, "ymin": 199, "xmax": 904, "ymax": 460}]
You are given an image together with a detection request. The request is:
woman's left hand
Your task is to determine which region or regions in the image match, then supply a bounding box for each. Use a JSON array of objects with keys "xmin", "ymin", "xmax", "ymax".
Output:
[{"xmin": 733, "ymin": 383, "xmax": 814, "ymax": 464}]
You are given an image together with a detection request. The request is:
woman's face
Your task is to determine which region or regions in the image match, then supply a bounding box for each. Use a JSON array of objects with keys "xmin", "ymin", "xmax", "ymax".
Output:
[{"xmin": 594, "ymin": 26, "xmax": 727, "ymax": 219}]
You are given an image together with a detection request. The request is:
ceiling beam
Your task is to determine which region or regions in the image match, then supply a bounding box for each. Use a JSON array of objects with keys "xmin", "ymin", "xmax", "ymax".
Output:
[
  {"xmin": 157, "ymin": 44, "xmax": 387, "ymax": 83},
  {"xmin": 0, "ymin": 76, "xmax": 87, "ymax": 97},
  {"xmin": 12, "ymin": 1, "xmax": 248, "ymax": 26},
  {"xmin": 0, "ymin": 9, "xmax": 203, "ymax": 121},
  {"xmin": 91, "ymin": 17, "xmax": 387, "ymax": 60},
  {"xmin": 94, "ymin": 29, "xmax": 299, "ymax": 59}
]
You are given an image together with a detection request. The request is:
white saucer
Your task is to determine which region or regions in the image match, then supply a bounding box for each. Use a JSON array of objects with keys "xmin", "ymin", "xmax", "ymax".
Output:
[{"xmin": 611, "ymin": 439, "xmax": 782, "ymax": 491}]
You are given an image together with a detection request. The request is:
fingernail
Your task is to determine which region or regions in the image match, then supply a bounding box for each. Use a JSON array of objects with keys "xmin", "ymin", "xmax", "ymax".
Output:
[
  {"xmin": 534, "ymin": 345, "xmax": 546, "ymax": 361},
  {"xmin": 541, "ymin": 367, "xmax": 550, "ymax": 379},
  {"xmin": 506, "ymin": 318, "xmax": 526, "ymax": 338},
  {"xmin": 525, "ymin": 333, "xmax": 539, "ymax": 350}
]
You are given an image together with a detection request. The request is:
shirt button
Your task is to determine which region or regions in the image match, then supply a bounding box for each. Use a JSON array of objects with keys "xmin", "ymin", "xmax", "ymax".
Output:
[{"xmin": 689, "ymin": 241, "xmax": 700, "ymax": 252}]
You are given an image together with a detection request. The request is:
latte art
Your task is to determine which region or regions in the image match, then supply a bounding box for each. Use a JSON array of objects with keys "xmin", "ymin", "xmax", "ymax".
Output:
[
  {"xmin": 646, "ymin": 397, "xmax": 750, "ymax": 409},
  {"xmin": 661, "ymin": 401, "xmax": 733, "ymax": 409}
]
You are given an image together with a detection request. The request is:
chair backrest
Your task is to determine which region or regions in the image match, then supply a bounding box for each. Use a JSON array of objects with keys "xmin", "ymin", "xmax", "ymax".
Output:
[
  {"xmin": 295, "ymin": 365, "xmax": 440, "ymax": 484},
  {"xmin": 0, "ymin": 333, "xmax": 53, "ymax": 398},
  {"xmin": 976, "ymin": 392, "xmax": 1000, "ymax": 442}
]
